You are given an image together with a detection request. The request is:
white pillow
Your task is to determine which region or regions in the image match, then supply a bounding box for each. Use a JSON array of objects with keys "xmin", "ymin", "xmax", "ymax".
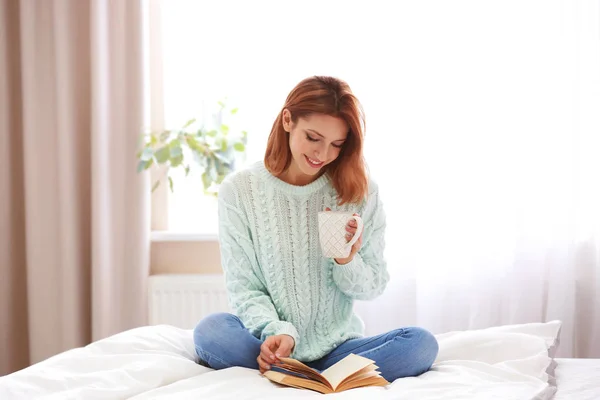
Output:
[{"xmin": 434, "ymin": 320, "xmax": 562, "ymax": 361}]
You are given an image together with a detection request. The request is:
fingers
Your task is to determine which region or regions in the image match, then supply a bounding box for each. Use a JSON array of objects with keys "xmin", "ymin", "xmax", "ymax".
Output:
[
  {"xmin": 261, "ymin": 339, "xmax": 276, "ymax": 361},
  {"xmin": 260, "ymin": 350, "xmax": 273, "ymax": 366},
  {"xmin": 349, "ymin": 219, "xmax": 363, "ymax": 253},
  {"xmin": 258, "ymin": 338, "xmax": 278, "ymax": 374},
  {"xmin": 345, "ymin": 225, "xmax": 357, "ymax": 241},
  {"xmin": 351, "ymin": 232, "xmax": 363, "ymax": 253},
  {"xmin": 257, "ymin": 355, "xmax": 271, "ymax": 374},
  {"xmin": 345, "ymin": 214, "xmax": 360, "ymax": 242},
  {"xmin": 258, "ymin": 335, "xmax": 296, "ymax": 375},
  {"xmin": 275, "ymin": 339, "xmax": 294, "ymax": 359}
]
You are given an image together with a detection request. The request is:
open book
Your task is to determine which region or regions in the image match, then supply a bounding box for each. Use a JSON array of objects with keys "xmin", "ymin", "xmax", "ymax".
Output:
[{"xmin": 263, "ymin": 353, "xmax": 389, "ymax": 394}]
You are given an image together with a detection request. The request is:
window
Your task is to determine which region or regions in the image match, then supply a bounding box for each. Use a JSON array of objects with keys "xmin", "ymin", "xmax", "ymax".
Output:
[
  {"xmin": 156, "ymin": 0, "xmax": 388, "ymax": 235},
  {"xmin": 152, "ymin": 0, "xmax": 600, "ymax": 263}
]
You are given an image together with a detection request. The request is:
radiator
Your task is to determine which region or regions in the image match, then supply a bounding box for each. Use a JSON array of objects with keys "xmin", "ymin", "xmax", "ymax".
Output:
[{"xmin": 147, "ymin": 274, "xmax": 231, "ymax": 329}]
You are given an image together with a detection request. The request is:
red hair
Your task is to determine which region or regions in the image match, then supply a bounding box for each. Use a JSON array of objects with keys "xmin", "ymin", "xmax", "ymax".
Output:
[{"xmin": 264, "ymin": 76, "xmax": 368, "ymax": 205}]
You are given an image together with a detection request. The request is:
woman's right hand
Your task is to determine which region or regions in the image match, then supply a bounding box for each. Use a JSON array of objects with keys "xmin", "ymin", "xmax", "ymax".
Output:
[{"xmin": 257, "ymin": 334, "xmax": 295, "ymax": 374}]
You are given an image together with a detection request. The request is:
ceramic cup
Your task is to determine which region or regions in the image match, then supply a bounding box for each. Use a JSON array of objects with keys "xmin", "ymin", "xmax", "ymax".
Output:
[{"xmin": 317, "ymin": 211, "xmax": 364, "ymax": 258}]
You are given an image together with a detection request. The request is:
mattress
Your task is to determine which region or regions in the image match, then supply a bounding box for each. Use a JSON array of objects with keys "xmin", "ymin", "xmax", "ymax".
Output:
[
  {"xmin": 1, "ymin": 320, "xmax": 597, "ymax": 399},
  {"xmin": 554, "ymin": 357, "xmax": 600, "ymax": 400}
]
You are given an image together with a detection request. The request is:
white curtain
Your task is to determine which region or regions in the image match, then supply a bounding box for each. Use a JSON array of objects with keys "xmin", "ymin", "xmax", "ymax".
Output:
[
  {"xmin": 355, "ymin": 0, "xmax": 600, "ymax": 359},
  {"xmin": 156, "ymin": 0, "xmax": 600, "ymax": 358}
]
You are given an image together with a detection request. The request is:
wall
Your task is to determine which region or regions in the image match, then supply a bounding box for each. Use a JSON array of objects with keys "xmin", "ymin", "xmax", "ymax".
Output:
[{"xmin": 150, "ymin": 240, "xmax": 222, "ymax": 274}]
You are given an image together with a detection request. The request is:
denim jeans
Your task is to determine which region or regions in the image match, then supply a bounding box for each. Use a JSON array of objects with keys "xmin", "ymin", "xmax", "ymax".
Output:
[{"xmin": 193, "ymin": 312, "xmax": 439, "ymax": 382}]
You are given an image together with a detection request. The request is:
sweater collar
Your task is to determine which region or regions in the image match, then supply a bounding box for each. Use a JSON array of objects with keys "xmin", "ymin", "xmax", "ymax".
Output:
[{"xmin": 256, "ymin": 162, "xmax": 330, "ymax": 196}]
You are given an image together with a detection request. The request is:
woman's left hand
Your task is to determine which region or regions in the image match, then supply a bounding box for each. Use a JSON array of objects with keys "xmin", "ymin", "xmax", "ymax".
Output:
[{"xmin": 325, "ymin": 208, "xmax": 363, "ymax": 265}]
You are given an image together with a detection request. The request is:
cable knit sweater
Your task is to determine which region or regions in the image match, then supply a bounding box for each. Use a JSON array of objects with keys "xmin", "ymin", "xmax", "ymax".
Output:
[{"xmin": 217, "ymin": 161, "xmax": 389, "ymax": 362}]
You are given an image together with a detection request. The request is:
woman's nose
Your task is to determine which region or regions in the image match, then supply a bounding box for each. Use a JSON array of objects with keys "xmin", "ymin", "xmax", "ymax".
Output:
[{"xmin": 314, "ymin": 145, "xmax": 327, "ymax": 161}]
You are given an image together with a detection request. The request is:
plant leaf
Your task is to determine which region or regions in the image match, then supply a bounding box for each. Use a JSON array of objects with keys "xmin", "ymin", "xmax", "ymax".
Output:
[
  {"xmin": 160, "ymin": 130, "xmax": 171, "ymax": 142},
  {"xmin": 213, "ymin": 152, "xmax": 229, "ymax": 166},
  {"xmin": 185, "ymin": 165, "xmax": 190, "ymax": 176},
  {"xmin": 186, "ymin": 135, "xmax": 198, "ymax": 148},
  {"xmin": 182, "ymin": 118, "xmax": 196, "ymax": 129},
  {"xmin": 140, "ymin": 147, "xmax": 154, "ymax": 161},
  {"xmin": 170, "ymin": 144, "xmax": 183, "ymax": 158},
  {"xmin": 209, "ymin": 164, "xmax": 218, "ymax": 181},
  {"xmin": 171, "ymin": 154, "xmax": 184, "ymax": 167},
  {"xmin": 154, "ymin": 146, "xmax": 171, "ymax": 163},
  {"xmin": 137, "ymin": 158, "xmax": 153, "ymax": 172},
  {"xmin": 168, "ymin": 176, "xmax": 174, "ymax": 192},
  {"xmin": 169, "ymin": 136, "xmax": 181, "ymax": 147},
  {"xmin": 221, "ymin": 124, "xmax": 229, "ymax": 136},
  {"xmin": 201, "ymin": 172, "xmax": 211, "ymax": 190},
  {"xmin": 151, "ymin": 180, "xmax": 161, "ymax": 192},
  {"xmin": 187, "ymin": 136, "xmax": 207, "ymax": 153},
  {"xmin": 207, "ymin": 130, "xmax": 218, "ymax": 137},
  {"xmin": 233, "ymin": 142, "xmax": 245, "ymax": 152},
  {"xmin": 230, "ymin": 107, "xmax": 238, "ymax": 115},
  {"xmin": 194, "ymin": 152, "xmax": 208, "ymax": 169}
]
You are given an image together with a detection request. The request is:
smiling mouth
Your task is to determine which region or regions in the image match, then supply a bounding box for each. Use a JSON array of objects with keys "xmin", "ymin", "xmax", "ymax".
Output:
[{"xmin": 304, "ymin": 155, "xmax": 324, "ymax": 168}]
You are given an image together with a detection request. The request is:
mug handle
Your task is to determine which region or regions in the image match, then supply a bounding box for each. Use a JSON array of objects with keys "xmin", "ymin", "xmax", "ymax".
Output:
[{"xmin": 347, "ymin": 216, "xmax": 364, "ymax": 247}]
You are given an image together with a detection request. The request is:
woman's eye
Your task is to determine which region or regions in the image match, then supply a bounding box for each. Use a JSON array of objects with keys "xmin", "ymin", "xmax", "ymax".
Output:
[
  {"xmin": 306, "ymin": 134, "xmax": 319, "ymax": 142},
  {"xmin": 332, "ymin": 143, "xmax": 343, "ymax": 149}
]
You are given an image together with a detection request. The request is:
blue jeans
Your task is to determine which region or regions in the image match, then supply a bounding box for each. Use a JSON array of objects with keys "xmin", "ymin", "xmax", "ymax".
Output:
[{"xmin": 193, "ymin": 312, "xmax": 439, "ymax": 382}]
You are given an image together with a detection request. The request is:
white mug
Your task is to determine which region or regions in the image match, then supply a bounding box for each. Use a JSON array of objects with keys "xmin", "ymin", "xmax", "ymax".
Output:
[{"xmin": 317, "ymin": 211, "xmax": 364, "ymax": 259}]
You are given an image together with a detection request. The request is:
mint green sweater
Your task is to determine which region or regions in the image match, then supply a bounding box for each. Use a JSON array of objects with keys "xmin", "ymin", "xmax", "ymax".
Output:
[{"xmin": 217, "ymin": 161, "xmax": 389, "ymax": 362}]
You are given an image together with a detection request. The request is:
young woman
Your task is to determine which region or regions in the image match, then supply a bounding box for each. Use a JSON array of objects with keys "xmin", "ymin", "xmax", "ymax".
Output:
[{"xmin": 193, "ymin": 76, "xmax": 438, "ymax": 382}]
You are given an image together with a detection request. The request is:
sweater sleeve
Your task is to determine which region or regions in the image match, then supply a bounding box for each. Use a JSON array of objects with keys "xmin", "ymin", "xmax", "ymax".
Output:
[
  {"xmin": 218, "ymin": 179, "xmax": 299, "ymax": 346},
  {"xmin": 331, "ymin": 181, "xmax": 390, "ymax": 300}
]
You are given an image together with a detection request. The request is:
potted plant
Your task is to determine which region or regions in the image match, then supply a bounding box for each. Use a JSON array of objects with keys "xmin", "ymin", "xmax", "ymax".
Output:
[{"xmin": 136, "ymin": 100, "xmax": 247, "ymax": 196}]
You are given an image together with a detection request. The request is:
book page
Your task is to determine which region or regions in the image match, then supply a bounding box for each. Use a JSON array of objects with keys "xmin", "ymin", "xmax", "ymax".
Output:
[
  {"xmin": 337, "ymin": 375, "xmax": 389, "ymax": 392},
  {"xmin": 342, "ymin": 364, "xmax": 378, "ymax": 383},
  {"xmin": 273, "ymin": 364, "xmax": 330, "ymax": 387},
  {"xmin": 277, "ymin": 357, "xmax": 316, "ymax": 373},
  {"xmin": 321, "ymin": 354, "xmax": 375, "ymax": 390},
  {"xmin": 263, "ymin": 370, "xmax": 333, "ymax": 394}
]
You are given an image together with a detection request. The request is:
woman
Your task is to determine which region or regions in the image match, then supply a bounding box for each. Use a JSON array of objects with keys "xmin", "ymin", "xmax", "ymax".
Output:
[{"xmin": 193, "ymin": 76, "xmax": 438, "ymax": 382}]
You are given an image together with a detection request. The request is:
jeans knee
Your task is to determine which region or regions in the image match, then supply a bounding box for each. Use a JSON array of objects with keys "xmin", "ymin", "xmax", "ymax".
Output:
[
  {"xmin": 393, "ymin": 327, "xmax": 439, "ymax": 376},
  {"xmin": 421, "ymin": 328, "xmax": 439, "ymax": 363},
  {"xmin": 405, "ymin": 327, "xmax": 439, "ymax": 372},
  {"xmin": 193, "ymin": 312, "xmax": 239, "ymax": 349}
]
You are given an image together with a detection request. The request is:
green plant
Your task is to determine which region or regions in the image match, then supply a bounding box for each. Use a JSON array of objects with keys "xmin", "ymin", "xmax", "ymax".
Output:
[{"xmin": 136, "ymin": 100, "xmax": 247, "ymax": 195}]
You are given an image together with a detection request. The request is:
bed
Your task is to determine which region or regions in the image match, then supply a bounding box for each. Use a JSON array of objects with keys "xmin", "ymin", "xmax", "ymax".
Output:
[{"xmin": 1, "ymin": 320, "xmax": 598, "ymax": 399}]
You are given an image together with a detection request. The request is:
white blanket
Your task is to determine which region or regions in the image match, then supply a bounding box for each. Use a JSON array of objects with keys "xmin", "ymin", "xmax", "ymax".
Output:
[{"xmin": 0, "ymin": 320, "xmax": 561, "ymax": 400}]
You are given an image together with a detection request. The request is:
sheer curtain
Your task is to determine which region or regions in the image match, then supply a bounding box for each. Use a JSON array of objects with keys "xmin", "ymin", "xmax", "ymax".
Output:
[
  {"xmin": 156, "ymin": 0, "xmax": 600, "ymax": 358},
  {"xmin": 354, "ymin": 0, "xmax": 600, "ymax": 359}
]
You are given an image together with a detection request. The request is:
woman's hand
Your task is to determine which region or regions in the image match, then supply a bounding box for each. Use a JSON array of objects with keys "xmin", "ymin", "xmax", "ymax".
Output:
[
  {"xmin": 257, "ymin": 334, "xmax": 295, "ymax": 374},
  {"xmin": 324, "ymin": 208, "xmax": 363, "ymax": 265}
]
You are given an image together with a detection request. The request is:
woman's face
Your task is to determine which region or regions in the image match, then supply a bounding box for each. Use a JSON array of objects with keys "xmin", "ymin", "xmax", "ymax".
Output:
[{"xmin": 282, "ymin": 110, "xmax": 348, "ymax": 182}]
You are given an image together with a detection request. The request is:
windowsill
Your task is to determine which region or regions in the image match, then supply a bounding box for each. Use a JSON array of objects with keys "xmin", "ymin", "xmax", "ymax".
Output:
[{"xmin": 151, "ymin": 231, "xmax": 219, "ymax": 242}]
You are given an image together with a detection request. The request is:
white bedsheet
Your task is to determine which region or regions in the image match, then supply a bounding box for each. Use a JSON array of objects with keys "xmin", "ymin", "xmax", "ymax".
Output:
[
  {"xmin": 554, "ymin": 358, "xmax": 600, "ymax": 400},
  {"xmin": 0, "ymin": 321, "xmax": 562, "ymax": 400}
]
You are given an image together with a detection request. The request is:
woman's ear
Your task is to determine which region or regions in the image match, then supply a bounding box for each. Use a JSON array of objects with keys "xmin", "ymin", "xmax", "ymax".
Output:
[{"xmin": 282, "ymin": 109, "xmax": 292, "ymax": 132}]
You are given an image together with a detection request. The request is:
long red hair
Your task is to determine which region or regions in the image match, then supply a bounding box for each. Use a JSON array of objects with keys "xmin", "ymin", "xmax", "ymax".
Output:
[{"xmin": 264, "ymin": 76, "xmax": 368, "ymax": 205}]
